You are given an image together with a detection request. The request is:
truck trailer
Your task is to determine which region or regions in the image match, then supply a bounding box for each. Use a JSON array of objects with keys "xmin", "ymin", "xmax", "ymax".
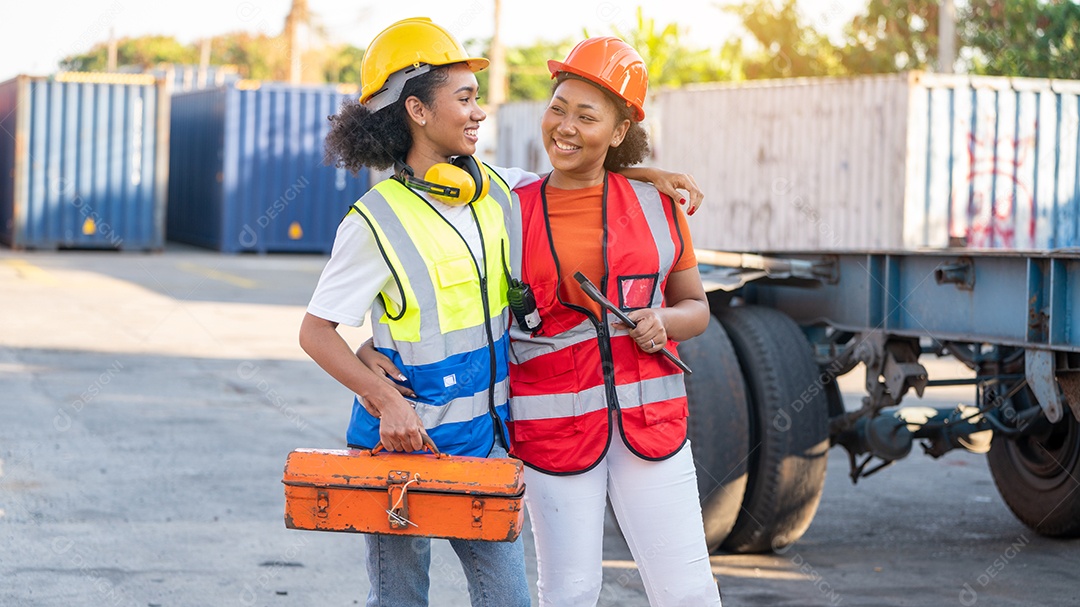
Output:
[{"xmin": 499, "ymin": 71, "xmax": 1080, "ymax": 553}]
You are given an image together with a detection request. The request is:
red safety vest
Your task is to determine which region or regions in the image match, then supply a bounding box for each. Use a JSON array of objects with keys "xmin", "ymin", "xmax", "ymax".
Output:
[{"xmin": 507, "ymin": 173, "xmax": 689, "ymax": 474}]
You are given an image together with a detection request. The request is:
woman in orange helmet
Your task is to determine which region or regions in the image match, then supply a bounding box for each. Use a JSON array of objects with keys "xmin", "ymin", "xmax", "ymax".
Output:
[{"xmin": 505, "ymin": 38, "xmax": 723, "ymax": 606}]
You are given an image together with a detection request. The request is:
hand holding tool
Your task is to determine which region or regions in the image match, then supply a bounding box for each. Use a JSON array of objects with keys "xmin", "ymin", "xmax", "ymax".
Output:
[{"xmin": 572, "ymin": 272, "xmax": 692, "ymax": 374}]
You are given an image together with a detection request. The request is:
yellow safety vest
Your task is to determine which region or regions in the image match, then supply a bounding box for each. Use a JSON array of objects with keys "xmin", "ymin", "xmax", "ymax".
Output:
[{"xmin": 345, "ymin": 167, "xmax": 519, "ymax": 456}]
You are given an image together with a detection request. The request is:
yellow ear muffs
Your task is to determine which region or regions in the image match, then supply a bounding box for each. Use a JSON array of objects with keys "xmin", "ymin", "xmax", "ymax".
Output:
[{"xmin": 396, "ymin": 156, "xmax": 490, "ymax": 206}]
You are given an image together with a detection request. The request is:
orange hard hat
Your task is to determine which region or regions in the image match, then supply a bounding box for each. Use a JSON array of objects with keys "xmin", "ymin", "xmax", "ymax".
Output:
[{"xmin": 547, "ymin": 37, "xmax": 648, "ymax": 121}]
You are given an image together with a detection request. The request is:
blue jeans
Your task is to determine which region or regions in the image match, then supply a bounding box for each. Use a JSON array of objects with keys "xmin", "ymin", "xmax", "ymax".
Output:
[{"xmin": 364, "ymin": 444, "xmax": 530, "ymax": 607}]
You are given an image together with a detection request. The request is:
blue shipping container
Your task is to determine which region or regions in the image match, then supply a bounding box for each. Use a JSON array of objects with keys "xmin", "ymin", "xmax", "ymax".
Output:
[
  {"xmin": 167, "ymin": 81, "xmax": 368, "ymax": 253},
  {"xmin": 0, "ymin": 73, "xmax": 170, "ymax": 250}
]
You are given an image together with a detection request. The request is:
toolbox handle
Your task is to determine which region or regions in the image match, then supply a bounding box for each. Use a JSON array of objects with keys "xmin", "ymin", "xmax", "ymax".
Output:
[{"xmin": 370, "ymin": 434, "xmax": 444, "ymax": 457}]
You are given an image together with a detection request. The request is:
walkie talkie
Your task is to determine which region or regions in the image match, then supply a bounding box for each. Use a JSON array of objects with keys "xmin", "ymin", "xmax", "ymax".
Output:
[{"xmin": 507, "ymin": 278, "xmax": 542, "ymax": 333}]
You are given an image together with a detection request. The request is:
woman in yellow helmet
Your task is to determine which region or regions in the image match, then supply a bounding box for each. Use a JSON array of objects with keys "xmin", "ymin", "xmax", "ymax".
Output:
[
  {"xmin": 302, "ymin": 17, "xmax": 699, "ymax": 607},
  {"xmin": 301, "ymin": 18, "xmax": 532, "ymax": 607}
]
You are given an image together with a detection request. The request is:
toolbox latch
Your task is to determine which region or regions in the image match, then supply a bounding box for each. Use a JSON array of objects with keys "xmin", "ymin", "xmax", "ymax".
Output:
[
  {"xmin": 316, "ymin": 489, "xmax": 329, "ymax": 519},
  {"xmin": 471, "ymin": 499, "xmax": 484, "ymax": 527},
  {"xmin": 387, "ymin": 470, "xmax": 419, "ymax": 530}
]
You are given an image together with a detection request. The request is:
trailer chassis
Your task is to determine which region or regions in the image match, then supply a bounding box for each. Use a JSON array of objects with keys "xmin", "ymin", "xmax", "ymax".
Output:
[{"xmin": 696, "ymin": 249, "xmax": 1080, "ymax": 540}]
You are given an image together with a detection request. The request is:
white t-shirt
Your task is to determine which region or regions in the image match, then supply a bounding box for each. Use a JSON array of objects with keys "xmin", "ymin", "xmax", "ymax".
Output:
[{"xmin": 306, "ymin": 166, "xmax": 540, "ymax": 327}]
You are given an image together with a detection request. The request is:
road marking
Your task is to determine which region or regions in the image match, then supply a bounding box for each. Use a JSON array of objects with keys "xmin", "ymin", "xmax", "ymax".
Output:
[
  {"xmin": 2, "ymin": 259, "xmax": 59, "ymax": 285},
  {"xmin": 176, "ymin": 262, "xmax": 258, "ymax": 289}
]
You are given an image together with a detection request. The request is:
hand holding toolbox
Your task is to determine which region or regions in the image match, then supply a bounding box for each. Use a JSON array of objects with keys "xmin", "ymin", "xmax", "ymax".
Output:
[{"xmin": 282, "ymin": 437, "xmax": 526, "ymax": 542}]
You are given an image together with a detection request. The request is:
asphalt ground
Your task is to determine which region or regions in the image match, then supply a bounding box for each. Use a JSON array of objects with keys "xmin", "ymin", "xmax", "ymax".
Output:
[{"xmin": 1, "ymin": 247, "xmax": 1077, "ymax": 607}]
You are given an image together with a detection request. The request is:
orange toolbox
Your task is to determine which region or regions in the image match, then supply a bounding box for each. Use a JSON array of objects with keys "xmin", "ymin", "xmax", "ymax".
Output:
[{"xmin": 282, "ymin": 443, "xmax": 525, "ymax": 542}]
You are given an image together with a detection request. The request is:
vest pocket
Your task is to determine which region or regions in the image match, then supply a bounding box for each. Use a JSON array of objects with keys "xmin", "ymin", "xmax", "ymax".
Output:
[
  {"xmin": 527, "ymin": 278, "xmax": 561, "ymax": 336},
  {"xmin": 434, "ymin": 254, "xmax": 481, "ymax": 329},
  {"xmin": 511, "ymin": 343, "xmax": 575, "ymax": 387},
  {"xmin": 636, "ymin": 350, "xmax": 689, "ymax": 426},
  {"xmin": 641, "ymin": 398, "xmax": 689, "ymax": 425},
  {"xmin": 434, "ymin": 254, "xmax": 476, "ymax": 288},
  {"xmin": 617, "ymin": 273, "xmax": 659, "ymax": 311},
  {"xmin": 510, "ymin": 415, "xmax": 579, "ymax": 441}
]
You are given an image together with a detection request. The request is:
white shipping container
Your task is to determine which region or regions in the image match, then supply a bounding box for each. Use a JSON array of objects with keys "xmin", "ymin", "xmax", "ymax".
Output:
[
  {"xmin": 496, "ymin": 72, "xmax": 1080, "ymax": 252},
  {"xmin": 495, "ymin": 100, "xmax": 552, "ymax": 175},
  {"xmin": 655, "ymin": 72, "xmax": 1080, "ymax": 252}
]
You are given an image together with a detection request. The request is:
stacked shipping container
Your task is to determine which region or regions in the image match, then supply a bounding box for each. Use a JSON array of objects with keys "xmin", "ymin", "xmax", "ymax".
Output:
[
  {"xmin": 0, "ymin": 73, "xmax": 170, "ymax": 250},
  {"xmin": 167, "ymin": 81, "xmax": 368, "ymax": 253}
]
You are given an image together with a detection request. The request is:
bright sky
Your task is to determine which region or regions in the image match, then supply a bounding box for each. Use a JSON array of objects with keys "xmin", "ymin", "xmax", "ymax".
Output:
[{"xmin": 1, "ymin": 0, "xmax": 864, "ymax": 81}]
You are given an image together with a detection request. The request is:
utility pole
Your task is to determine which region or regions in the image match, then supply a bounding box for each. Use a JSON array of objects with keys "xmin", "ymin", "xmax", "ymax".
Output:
[
  {"xmin": 938, "ymin": 0, "xmax": 956, "ymax": 73},
  {"xmin": 198, "ymin": 38, "xmax": 211, "ymax": 88},
  {"xmin": 488, "ymin": 0, "xmax": 508, "ymax": 106},
  {"xmin": 107, "ymin": 27, "xmax": 118, "ymax": 71},
  {"xmin": 482, "ymin": 0, "xmax": 508, "ymax": 163},
  {"xmin": 284, "ymin": 0, "xmax": 310, "ymax": 84}
]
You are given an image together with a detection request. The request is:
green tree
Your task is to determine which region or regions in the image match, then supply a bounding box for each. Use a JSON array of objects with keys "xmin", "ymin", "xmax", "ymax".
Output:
[
  {"xmin": 476, "ymin": 6, "xmax": 744, "ymax": 102},
  {"xmin": 60, "ymin": 36, "xmax": 197, "ymax": 71},
  {"xmin": 607, "ymin": 7, "xmax": 742, "ymax": 86},
  {"xmin": 963, "ymin": 0, "xmax": 1080, "ymax": 78},
  {"xmin": 471, "ymin": 38, "xmax": 577, "ymax": 102},
  {"xmin": 322, "ymin": 44, "xmax": 364, "ymax": 84},
  {"xmin": 728, "ymin": 0, "xmax": 843, "ymax": 79},
  {"xmin": 505, "ymin": 40, "xmax": 576, "ymax": 100},
  {"xmin": 210, "ymin": 31, "xmax": 288, "ymax": 80},
  {"xmin": 841, "ymin": 0, "xmax": 940, "ymax": 73}
]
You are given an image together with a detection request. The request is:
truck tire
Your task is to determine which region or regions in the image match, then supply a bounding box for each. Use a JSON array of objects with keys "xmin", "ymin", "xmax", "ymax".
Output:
[
  {"xmin": 716, "ymin": 305, "xmax": 830, "ymax": 553},
  {"xmin": 678, "ymin": 316, "xmax": 750, "ymax": 551},
  {"xmin": 987, "ymin": 411, "xmax": 1080, "ymax": 537}
]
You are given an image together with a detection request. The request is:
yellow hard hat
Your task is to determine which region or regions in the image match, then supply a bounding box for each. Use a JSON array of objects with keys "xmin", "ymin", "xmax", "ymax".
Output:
[{"xmin": 360, "ymin": 17, "xmax": 489, "ymax": 111}]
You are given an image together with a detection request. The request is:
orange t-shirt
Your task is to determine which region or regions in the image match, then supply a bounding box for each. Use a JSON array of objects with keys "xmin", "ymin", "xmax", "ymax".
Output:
[{"xmin": 544, "ymin": 182, "xmax": 697, "ymax": 317}]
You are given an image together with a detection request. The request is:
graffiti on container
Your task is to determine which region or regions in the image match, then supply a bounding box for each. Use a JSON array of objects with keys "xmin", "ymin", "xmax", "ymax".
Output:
[{"xmin": 952, "ymin": 120, "xmax": 1036, "ymax": 249}]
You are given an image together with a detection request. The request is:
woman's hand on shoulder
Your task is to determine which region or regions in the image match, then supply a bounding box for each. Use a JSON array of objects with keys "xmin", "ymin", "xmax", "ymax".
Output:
[
  {"xmin": 619, "ymin": 167, "xmax": 704, "ymax": 215},
  {"xmin": 651, "ymin": 170, "xmax": 704, "ymax": 215}
]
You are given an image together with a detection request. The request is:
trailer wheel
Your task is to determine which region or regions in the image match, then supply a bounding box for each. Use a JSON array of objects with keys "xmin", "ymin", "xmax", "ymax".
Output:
[
  {"xmin": 678, "ymin": 315, "xmax": 750, "ymax": 551},
  {"xmin": 988, "ymin": 411, "xmax": 1080, "ymax": 537},
  {"xmin": 716, "ymin": 306, "xmax": 830, "ymax": 553}
]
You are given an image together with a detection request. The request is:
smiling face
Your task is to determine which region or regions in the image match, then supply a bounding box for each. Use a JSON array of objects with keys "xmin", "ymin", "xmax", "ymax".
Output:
[
  {"xmin": 405, "ymin": 63, "xmax": 486, "ymax": 165},
  {"xmin": 541, "ymin": 77, "xmax": 631, "ymax": 188}
]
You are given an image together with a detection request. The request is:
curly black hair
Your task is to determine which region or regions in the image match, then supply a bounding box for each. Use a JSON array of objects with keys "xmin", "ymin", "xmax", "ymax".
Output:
[
  {"xmin": 553, "ymin": 73, "xmax": 650, "ymax": 172},
  {"xmin": 325, "ymin": 66, "xmax": 450, "ymax": 173}
]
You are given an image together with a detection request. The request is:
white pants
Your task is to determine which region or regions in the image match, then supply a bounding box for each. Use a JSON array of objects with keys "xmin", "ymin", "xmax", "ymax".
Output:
[{"xmin": 523, "ymin": 436, "xmax": 723, "ymax": 607}]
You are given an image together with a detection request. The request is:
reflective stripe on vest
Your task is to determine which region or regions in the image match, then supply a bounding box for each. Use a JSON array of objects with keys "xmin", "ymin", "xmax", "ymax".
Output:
[
  {"xmin": 508, "ymin": 173, "xmax": 689, "ymax": 473},
  {"xmin": 628, "ymin": 179, "xmax": 677, "ymax": 308},
  {"xmin": 346, "ymin": 169, "xmax": 515, "ymax": 457},
  {"xmin": 510, "ymin": 374, "xmax": 687, "ymax": 421},
  {"xmin": 414, "ymin": 378, "xmax": 510, "ymax": 427},
  {"xmin": 508, "ymin": 318, "xmax": 594, "ymax": 365}
]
